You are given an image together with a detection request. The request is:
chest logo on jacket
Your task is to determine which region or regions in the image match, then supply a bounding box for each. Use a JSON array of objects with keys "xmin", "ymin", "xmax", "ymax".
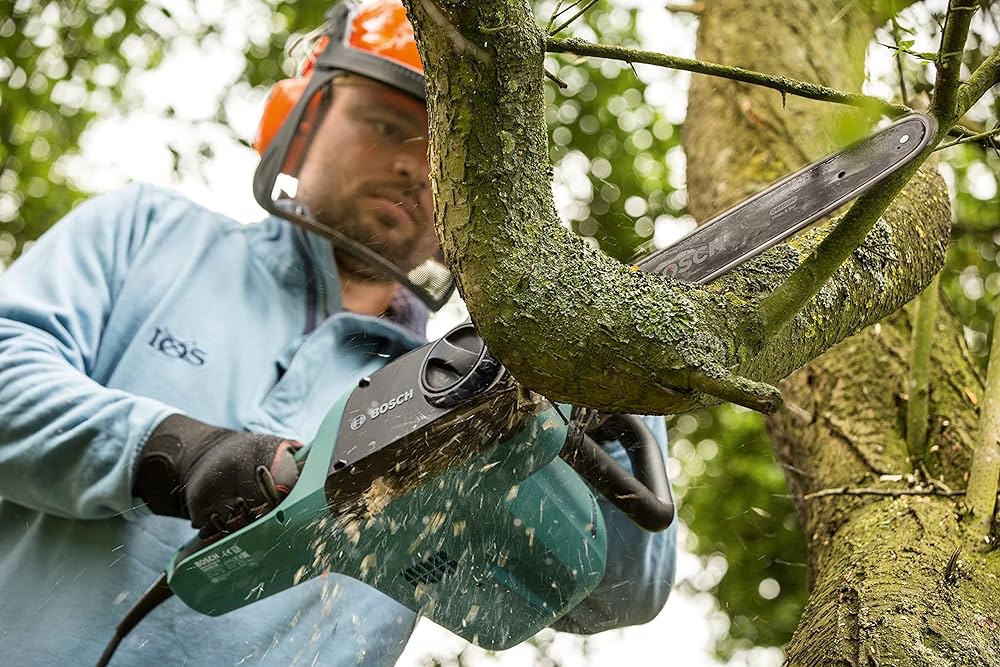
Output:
[{"xmin": 148, "ymin": 327, "xmax": 207, "ymax": 366}]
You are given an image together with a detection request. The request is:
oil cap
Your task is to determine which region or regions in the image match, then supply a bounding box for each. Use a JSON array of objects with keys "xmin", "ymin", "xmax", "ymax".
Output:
[{"xmin": 420, "ymin": 323, "xmax": 505, "ymax": 408}]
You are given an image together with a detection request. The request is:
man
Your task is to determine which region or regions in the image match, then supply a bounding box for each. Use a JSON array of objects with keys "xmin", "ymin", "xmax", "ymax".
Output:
[{"xmin": 0, "ymin": 1, "xmax": 676, "ymax": 664}]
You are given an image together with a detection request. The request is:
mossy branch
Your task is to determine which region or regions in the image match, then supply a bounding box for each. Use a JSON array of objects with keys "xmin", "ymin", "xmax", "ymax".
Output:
[
  {"xmin": 757, "ymin": 155, "xmax": 933, "ymax": 337},
  {"xmin": 955, "ymin": 44, "xmax": 1000, "ymax": 120},
  {"xmin": 929, "ymin": 0, "xmax": 980, "ymax": 121},
  {"xmin": 965, "ymin": 305, "xmax": 1000, "ymax": 549},
  {"xmin": 906, "ymin": 275, "xmax": 940, "ymax": 463},
  {"xmin": 404, "ymin": 0, "xmax": 950, "ymax": 416},
  {"xmin": 757, "ymin": 3, "xmax": 992, "ymax": 339},
  {"xmin": 935, "ymin": 126, "xmax": 1000, "ymax": 151},
  {"xmin": 545, "ymin": 36, "xmax": 980, "ymax": 139}
]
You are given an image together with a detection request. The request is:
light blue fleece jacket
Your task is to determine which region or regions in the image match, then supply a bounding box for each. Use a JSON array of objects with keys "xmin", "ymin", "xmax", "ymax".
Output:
[{"xmin": 0, "ymin": 183, "xmax": 676, "ymax": 666}]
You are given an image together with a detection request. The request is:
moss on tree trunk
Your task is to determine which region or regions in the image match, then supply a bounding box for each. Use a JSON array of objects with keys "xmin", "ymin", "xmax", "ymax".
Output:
[
  {"xmin": 404, "ymin": 0, "xmax": 945, "ymax": 417},
  {"xmin": 687, "ymin": 0, "xmax": 1000, "ymax": 663},
  {"xmin": 401, "ymin": 0, "xmax": 997, "ymax": 660}
]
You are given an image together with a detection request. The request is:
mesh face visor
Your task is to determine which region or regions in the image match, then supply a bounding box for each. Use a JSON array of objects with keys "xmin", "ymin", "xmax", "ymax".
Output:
[{"xmin": 252, "ymin": 2, "xmax": 456, "ymax": 311}]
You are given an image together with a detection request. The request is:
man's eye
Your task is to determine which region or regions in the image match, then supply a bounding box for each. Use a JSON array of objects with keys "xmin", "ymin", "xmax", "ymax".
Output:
[{"xmin": 371, "ymin": 120, "xmax": 402, "ymax": 141}]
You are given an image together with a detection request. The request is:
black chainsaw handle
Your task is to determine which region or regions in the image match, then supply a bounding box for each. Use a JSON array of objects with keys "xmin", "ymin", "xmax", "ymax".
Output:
[{"xmin": 560, "ymin": 413, "xmax": 675, "ymax": 532}]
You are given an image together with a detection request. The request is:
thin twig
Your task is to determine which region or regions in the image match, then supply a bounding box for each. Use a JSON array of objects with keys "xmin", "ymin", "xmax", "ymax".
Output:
[
  {"xmin": 906, "ymin": 275, "xmax": 940, "ymax": 464},
  {"xmin": 547, "ymin": 36, "xmax": 910, "ymax": 116},
  {"xmin": 877, "ymin": 41, "xmax": 938, "ymax": 63},
  {"xmin": 935, "ymin": 126, "xmax": 1000, "ymax": 151},
  {"xmin": 888, "ymin": 20, "xmax": 910, "ymax": 103},
  {"xmin": 549, "ymin": 0, "xmax": 600, "ymax": 35},
  {"xmin": 803, "ymin": 486, "xmax": 967, "ymax": 501},
  {"xmin": 545, "ymin": 68, "xmax": 569, "ymax": 89},
  {"xmin": 546, "ymin": 0, "xmax": 568, "ymax": 33},
  {"xmin": 918, "ymin": 462, "xmax": 955, "ymax": 494}
]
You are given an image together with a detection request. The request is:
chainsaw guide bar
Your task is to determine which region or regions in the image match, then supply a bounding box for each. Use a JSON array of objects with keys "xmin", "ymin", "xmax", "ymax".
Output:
[{"xmin": 637, "ymin": 113, "xmax": 937, "ymax": 284}]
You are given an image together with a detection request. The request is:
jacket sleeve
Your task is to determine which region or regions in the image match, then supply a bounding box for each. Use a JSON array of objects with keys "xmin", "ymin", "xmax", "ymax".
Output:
[
  {"xmin": 0, "ymin": 184, "xmax": 178, "ymax": 520},
  {"xmin": 553, "ymin": 415, "xmax": 677, "ymax": 634}
]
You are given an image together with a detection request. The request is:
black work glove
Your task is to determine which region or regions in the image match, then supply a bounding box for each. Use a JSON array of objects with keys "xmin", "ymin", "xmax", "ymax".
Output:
[{"xmin": 134, "ymin": 414, "xmax": 303, "ymax": 535}]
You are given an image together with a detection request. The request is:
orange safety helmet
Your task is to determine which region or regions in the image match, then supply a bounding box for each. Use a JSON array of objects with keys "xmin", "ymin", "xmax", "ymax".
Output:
[{"xmin": 253, "ymin": 0, "xmax": 425, "ymax": 156}]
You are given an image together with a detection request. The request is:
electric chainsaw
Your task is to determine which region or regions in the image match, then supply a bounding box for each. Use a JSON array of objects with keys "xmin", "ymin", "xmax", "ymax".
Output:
[{"xmin": 98, "ymin": 113, "xmax": 935, "ymax": 665}]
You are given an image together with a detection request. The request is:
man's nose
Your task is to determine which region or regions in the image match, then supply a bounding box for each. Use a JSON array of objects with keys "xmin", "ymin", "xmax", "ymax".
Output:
[{"xmin": 393, "ymin": 144, "xmax": 430, "ymax": 188}]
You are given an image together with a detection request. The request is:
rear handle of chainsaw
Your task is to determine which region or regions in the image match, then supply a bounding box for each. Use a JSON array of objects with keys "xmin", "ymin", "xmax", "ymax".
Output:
[{"xmin": 560, "ymin": 413, "xmax": 675, "ymax": 532}]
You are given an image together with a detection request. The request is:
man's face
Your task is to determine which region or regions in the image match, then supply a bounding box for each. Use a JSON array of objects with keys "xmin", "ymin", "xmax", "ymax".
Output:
[{"xmin": 294, "ymin": 77, "xmax": 438, "ymax": 277}]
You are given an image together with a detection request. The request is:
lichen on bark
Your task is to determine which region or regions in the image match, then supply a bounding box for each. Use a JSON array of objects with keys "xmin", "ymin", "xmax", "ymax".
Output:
[
  {"xmin": 403, "ymin": 0, "xmax": 1000, "ymax": 661},
  {"xmin": 685, "ymin": 0, "xmax": 1000, "ymax": 664},
  {"xmin": 404, "ymin": 0, "xmax": 946, "ymax": 417}
]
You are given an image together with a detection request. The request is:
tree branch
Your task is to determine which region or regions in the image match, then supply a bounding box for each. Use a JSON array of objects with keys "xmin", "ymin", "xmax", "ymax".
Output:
[
  {"xmin": 965, "ymin": 304, "xmax": 1000, "ymax": 549},
  {"xmin": 929, "ymin": 0, "xmax": 980, "ymax": 121},
  {"xmin": 955, "ymin": 44, "xmax": 1000, "ymax": 120},
  {"xmin": 757, "ymin": 152, "xmax": 937, "ymax": 337},
  {"xmin": 545, "ymin": 0, "xmax": 567, "ymax": 33},
  {"xmin": 548, "ymin": 0, "xmax": 599, "ymax": 35},
  {"xmin": 756, "ymin": 7, "xmax": 992, "ymax": 337},
  {"xmin": 545, "ymin": 36, "xmax": 910, "ymax": 117},
  {"xmin": 935, "ymin": 125, "xmax": 1000, "ymax": 151},
  {"xmin": 803, "ymin": 486, "xmax": 966, "ymax": 501},
  {"xmin": 906, "ymin": 275, "xmax": 940, "ymax": 463},
  {"xmin": 405, "ymin": 0, "xmax": 951, "ymax": 416}
]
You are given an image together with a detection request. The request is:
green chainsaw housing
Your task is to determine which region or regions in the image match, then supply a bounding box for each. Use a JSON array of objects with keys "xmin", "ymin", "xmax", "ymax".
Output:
[{"xmin": 166, "ymin": 340, "xmax": 607, "ymax": 650}]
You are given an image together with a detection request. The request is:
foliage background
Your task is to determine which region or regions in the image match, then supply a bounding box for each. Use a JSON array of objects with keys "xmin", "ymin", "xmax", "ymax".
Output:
[{"xmin": 1, "ymin": 0, "xmax": 997, "ymax": 664}]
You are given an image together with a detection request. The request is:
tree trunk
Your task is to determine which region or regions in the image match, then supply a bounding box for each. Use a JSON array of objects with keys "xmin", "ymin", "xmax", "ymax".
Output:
[
  {"xmin": 402, "ymin": 0, "xmax": 999, "ymax": 661},
  {"xmin": 687, "ymin": 1, "xmax": 1000, "ymax": 664}
]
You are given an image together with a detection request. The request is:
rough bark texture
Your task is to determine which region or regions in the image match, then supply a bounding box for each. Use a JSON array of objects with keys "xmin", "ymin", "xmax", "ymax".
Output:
[
  {"xmin": 687, "ymin": 0, "xmax": 1000, "ymax": 664},
  {"xmin": 403, "ymin": 0, "xmax": 946, "ymax": 417},
  {"xmin": 401, "ymin": 0, "xmax": 999, "ymax": 661}
]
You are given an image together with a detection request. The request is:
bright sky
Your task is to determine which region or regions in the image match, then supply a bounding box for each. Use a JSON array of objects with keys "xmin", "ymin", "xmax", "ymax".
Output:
[{"xmin": 50, "ymin": 0, "xmax": 986, "ymax": 664}]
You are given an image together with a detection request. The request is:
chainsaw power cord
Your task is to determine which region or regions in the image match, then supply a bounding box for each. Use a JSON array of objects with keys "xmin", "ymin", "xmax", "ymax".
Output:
[{"xmin": 96, "ymin": 572, "xmax": 174, "ymax": 667}]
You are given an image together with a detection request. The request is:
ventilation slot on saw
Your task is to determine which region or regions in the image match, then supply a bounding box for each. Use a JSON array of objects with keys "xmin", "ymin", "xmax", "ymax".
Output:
[{"xmin": 401, "ymin": 551, "xmax": 459, "ymax": 587}]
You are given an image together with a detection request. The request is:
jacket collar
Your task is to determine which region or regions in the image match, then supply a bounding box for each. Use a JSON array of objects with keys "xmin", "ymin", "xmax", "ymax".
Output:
[{"xmin": 252, "ymin": 214, "xmax": 429, "ymax": 343}]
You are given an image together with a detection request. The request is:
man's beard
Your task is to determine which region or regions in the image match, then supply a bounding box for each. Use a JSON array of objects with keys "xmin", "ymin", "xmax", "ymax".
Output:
[
  {"xmin": 333, "ymin": 246, "xmax": 391, "ymax": 283},
  {"xmin": 312, "ymin": 200, "xmax": 430, "ymax": 281}
]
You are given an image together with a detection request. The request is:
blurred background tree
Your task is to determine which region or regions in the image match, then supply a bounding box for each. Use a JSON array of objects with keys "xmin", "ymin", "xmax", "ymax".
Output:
[
  {"xmin": 1, "ymin": 0, "xmax": 163, "ymax": 260},
  {"xmin": 1, "ymin": 0, "xmax": 996, "ymax": 664},
  {"xmin": 0, "ymin": 0, "xmax": 326, "ymax": 263}
]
